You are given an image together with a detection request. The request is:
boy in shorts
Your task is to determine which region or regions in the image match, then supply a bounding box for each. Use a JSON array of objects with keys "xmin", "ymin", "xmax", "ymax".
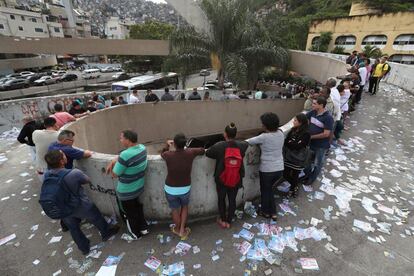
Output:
[{"xmin": 161, "ymin": 133, "xmax": 204, "ymax": 239}]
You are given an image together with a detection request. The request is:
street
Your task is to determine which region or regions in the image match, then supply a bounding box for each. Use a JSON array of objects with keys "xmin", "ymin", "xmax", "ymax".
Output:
[{"xmin": 0, "ymin": 82, "xmax": 413, "ymax": 275}]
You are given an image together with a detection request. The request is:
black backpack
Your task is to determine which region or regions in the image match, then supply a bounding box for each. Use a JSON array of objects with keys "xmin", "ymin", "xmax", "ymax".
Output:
[{"xmin": 39, "ymin": 169, "xmax": 80, "ymax": 219}]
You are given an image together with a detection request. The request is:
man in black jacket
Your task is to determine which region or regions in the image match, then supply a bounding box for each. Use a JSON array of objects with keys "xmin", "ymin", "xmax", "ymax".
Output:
[
  {"xmin": 145, "ymin": 89, "xmax": 160, "ymax": 102},
  {"xmin": 17, "ymin": 116, "xmax": 42, "ymax": 162}
]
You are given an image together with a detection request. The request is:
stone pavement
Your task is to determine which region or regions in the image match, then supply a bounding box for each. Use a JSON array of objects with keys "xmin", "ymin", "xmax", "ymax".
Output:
[{"xmin": 0, "ymin": 82, "xmax": 413, "ymax": 276}]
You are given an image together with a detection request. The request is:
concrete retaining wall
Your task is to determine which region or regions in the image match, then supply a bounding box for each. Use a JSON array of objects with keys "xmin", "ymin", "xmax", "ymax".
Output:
[
  {"xmin": 67, "ymin": 99, "xmax": 304, "ymax": 220},
  {"xmin": 0, "ymin": 89, "xmax": 284, "ymax": 134},
  {"xmin": 293, "ymin": 51, "xmax": 414, "ymax": 93},
  {"xmin": 289, "ymin": 50, "xmax": 349, "ymax": 83},
  {"xmin": 0, "ymin": 91, "xmax": 127, "ymax": 133}
]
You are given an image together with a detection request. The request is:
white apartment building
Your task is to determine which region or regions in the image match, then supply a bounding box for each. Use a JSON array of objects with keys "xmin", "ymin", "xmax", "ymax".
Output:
[
  {"xmin": 105, "ymin": 16, "xmax": 134, "ymax": 39},
  {"xmin": 0, "ymin": 6, "xmax": 63, "ymax": 38}
]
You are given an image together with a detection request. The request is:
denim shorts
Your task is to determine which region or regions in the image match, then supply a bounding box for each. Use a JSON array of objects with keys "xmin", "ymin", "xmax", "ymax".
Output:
[{"xmin": 165, "ymin": 191, "xmax": 190, "ymax": 209}]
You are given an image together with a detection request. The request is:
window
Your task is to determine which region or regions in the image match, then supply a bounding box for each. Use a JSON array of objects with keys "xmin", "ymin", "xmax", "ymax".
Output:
[
  {"xmin": 110, "ymin": 27, "xmax": 117, "ymax": 31},
  {"xmin": 389, "ymin": 54, "xmax": 414, "ymax": 65},
  {"xmin": 393, "ymin": 34, "xmax": 414, "ymax": 45},
  {"xmin": 311, "ymin": 36, "xmax": 320, "ymax": 45},
  {"xmin": 54, "ymin": 27, "xmax": 60, "ymax": 33},
  {"xmin": 362, "ymin": 35, "xmax": 387, "ymax": 46},
  {"xmin": 34, "ymin": 28, "xmax": 43, "ymax": 33},
  {"xmin": 18, "ymin": 26, "xmax": 23, "ymax": 31},
  {"xmin": 21, "ymin": 16, "xmax": 25, "ymax": 21},
  {"xmin": 31, "ymin": 18, "xmax": 37, "ymax": 23},
  {"xmin": 0, "ymin": 24, "xmax": 4, "ymax": 29},
  {"xmin": 10, "ymin": 15, "xmax": 15, "ymax": 20},
  {"xmin": 335, "ymin": 35, "xmax": 356, "ymax": 46}
]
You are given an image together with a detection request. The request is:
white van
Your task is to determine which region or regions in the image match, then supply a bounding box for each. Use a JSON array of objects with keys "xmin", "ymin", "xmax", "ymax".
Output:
[{"xmin": 82, "ymin": 69, "xmax": 101, "ymax": 79}]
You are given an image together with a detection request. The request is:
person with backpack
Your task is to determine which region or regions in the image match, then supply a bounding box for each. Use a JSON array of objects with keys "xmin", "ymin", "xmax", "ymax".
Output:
[
  {"xmin": 246, "ymin": 113, "xmax": 284, "ymax": 221},
  {"xmin": 161, "ymin": 133, "xmax": 204, "ymax": 239},
  {"xmin": 368, "ymin": 56, "xmax": 390, "ymax": 95},
  {"xmin": 206, "ymin": 123, "xmax": 248, "ymax": 229},
  {"xmin": 40, "ymin": 150, "xmax": 119, "ymax": 255}
]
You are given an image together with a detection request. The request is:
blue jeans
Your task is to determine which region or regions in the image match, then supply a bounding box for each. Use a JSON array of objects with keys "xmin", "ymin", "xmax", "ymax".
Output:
[
  {"xmin": 62, "ymin": 204, "xmax": 110, "ymax": 253},
  {"xmin": 304, "ymin": 147, "xmax": 328, "ymax": 185},
  {"xmin": 259, "ymin": 171, "xmax": 283, "ymax": 215}
]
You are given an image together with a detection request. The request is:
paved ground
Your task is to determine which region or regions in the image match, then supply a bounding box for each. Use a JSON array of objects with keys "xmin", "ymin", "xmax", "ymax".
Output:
[{"xmin": 0, "ymin": 82, "xmax": 413, "ymax": 276}]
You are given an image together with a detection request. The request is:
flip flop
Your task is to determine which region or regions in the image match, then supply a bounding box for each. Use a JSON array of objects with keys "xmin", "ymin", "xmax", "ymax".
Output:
[
  {"xmin": 180, "ymin": 227, "xmax": 191, "ymax": 240},
  {"xmin": 217, "ymin": 219, "xmax": 227, "ymax": 229},
  {"xmin": 170, "ymin": 226, "xmax": 180, "ymax": 236}
]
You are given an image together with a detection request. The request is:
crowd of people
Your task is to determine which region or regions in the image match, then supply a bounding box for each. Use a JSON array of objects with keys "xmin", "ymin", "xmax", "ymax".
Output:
[{"xmin": 14, "ymin": 54, "xmax": 385, "ymax": 255}]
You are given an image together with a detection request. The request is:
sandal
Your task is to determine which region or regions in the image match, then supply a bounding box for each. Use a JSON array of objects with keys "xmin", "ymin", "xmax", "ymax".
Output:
[
  {"xmin": 180, "ymin": 227, "xmax": 191, "ymax": 240},
  {"xmin": 170, "ymin": 226, "xmax": 180, "ymax": 237},
  {"xmin": 289, "ymin": 187, "xmax": 299, "ymax": 198},
  {"xmin": 217, "ymin": 218, "xmax": 227, "ymax": 229},
  {"xmin": 259, "ymin": 211, "xmax": 271, "ymax": 219}
]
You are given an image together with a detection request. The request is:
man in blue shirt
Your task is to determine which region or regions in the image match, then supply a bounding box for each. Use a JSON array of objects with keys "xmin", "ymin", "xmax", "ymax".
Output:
[
  {"xmin": 44, "ymin": 150, "xmax": 119, "ymax": 255},
  {"xmin": 48, "ymin": 130, "xmax": 92, "ymax": 169},
  {"xmin": 303, "ymin": 96, "xmax": 334, "ymax": 186}
]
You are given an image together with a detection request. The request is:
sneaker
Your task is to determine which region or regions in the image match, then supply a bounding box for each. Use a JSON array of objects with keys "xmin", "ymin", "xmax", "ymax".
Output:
[
  {"xmin": 60, "ymin": 220, "xmax": 69, "ymax": 232},
  {"xmin": 81, "ymin": 248, "xmax": 90, "ymax": 255},
  {"xmin": 140, "ymin": 229, "xmax": 150, "ymax": 236},
  {"xmin": 102, "ymin": 225, "xmax": 120, "ymax": 241},
  {"xmin": 121, "ymin": 232, "xmax": 142, "ymax": 241}
]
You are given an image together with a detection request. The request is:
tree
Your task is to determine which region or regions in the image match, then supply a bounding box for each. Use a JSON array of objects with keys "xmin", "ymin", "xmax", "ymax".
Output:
[
  {"xmin": 309, "ymin": 32, "xmax": 332, "ymax": 52},
  {"xmin": 117, "ymin": 21, "xmax": 175, "ymax": 72},
  {"xmin": 362, "ymin": 45, "xmax": 383, "ymax": 59},
  {"xmin": 359, "ymin": 0, "xmax": 414, "ymax": 12},
  {"xmin": 129, "ymin": 21, "xmax": 175, "ymax": 40},
  {"xmin": 331, "ymin": 46, "xmax": 346, "ymax": 54},
  {"xmin": 169, "ymin": 0, "xmax": 288, "ymax": 89}
]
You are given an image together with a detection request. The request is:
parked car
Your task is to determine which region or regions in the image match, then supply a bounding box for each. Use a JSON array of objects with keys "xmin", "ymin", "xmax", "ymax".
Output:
[
  {"xmin": 199, "ymin": 69, "xmax": 210, "ymax": 76},
  {"xmin": 26, "ymin": 73, "xmax": 44, "ymax": 83},
  {"xmin": 6, "ymin": 73, "xmax": 21, "ymax": 78},
  {"xmin": 52, "ymin": 70, "xmax": 67, "ymax": 78},
  {"xmin": 0, "ymin": 78, "xmax": 30, "ymax": 90},
  {"xmin": 111, "ymin": 72, "xmax": 130, "ymax": 81},
  {"xmin": 100, "ymin": 66, "xmax": 115, "ymax": 73},
  {"xmin": 204, "ymin": 80, "xmax": 233, "ymax": 88},
  {"xmin": 60, "ymin": 73, "xmax": 78, "ymax": 82},
  {"xmin": 20, "ymin": 71, "xmax": 35, "ymax": 77},
  {"xmin": 34, "ymin": 76, "xmax": 57, "ymax": 86}
]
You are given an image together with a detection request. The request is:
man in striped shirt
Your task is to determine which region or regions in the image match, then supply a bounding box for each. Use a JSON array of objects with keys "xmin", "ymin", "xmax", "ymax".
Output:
[{"xmin": 106, "ymin": 130, "xmax": 148, "ymax": 240}]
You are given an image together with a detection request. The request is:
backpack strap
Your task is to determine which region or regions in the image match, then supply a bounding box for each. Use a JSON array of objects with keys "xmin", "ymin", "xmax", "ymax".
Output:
[{"xmin": 46, "ymin": 169, "xmax": 74, "ymax": 194}]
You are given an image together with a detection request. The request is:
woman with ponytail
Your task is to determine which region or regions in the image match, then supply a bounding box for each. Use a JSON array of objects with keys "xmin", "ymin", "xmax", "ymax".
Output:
[{"xmin": 206, "ymin": 122, "xmax": 249, "ymax": 229}]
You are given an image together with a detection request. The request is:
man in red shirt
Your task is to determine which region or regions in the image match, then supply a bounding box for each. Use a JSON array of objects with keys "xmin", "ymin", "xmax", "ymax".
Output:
[
  {"xmin": 50, "ymin": 103, "xmax": 76, "ymax": 128},
  {"xmin": 161, "ymin": 133, "xmax": 204, "ymax": 240}
]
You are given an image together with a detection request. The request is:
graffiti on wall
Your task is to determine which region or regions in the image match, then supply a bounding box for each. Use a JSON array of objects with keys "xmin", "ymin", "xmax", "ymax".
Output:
[
  {"xmin": 89, "ymin": 183, "xmax": 116, "ymax": 196},
  {"xmin": 246, "ymin": 147, "xmax": 260, "ymax": 166},
  {"xmin": 20, "ymin": 101, "xmax": 40, "ymax": 118},
  {"xmin": 46, "ymin": 97, "xmax": 78, "ymax": 113}
]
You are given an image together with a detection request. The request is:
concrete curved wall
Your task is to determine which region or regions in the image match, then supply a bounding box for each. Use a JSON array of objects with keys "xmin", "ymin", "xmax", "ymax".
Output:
[
  {"xmin": 289, "ymin": 50, "xmax": 349, "ymax": 84},
  {"xmin": 68, "ymin": 100, "xmax": 304, "ymax": 154},
  {"xmin": 67, "ymin": 99, "xmax": 304, "ymax": 220}
]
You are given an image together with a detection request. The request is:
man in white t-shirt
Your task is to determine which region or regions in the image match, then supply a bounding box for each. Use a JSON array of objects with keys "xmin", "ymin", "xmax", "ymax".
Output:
[
  {"xmin": 356, "ymin": 59, "xmax": 368, "ymax": 104},
  {"xmin": 326, "ymin": 78, "xmax": 342, "ymax": 146},
  {"xmin": 32, "ymin": 117, "xmax": 59, "ymax": 181},
  {"xmin": 128, "ymin": 90, "xmax": 141, "ymax": 104}
]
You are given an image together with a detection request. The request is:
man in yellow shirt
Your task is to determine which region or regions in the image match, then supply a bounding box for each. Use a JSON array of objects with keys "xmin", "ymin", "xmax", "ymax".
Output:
[{"xmin": 368, "ymin": 57, "xmax": 390, "ymax": 95}]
